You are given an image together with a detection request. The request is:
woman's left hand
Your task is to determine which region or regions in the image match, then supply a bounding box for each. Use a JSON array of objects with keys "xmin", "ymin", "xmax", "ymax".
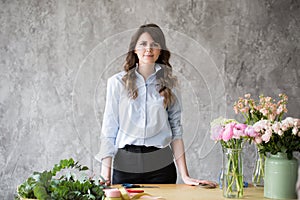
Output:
[{"xmin": 182, "ymin": 176, "xmax": 217, "ymax": 188}]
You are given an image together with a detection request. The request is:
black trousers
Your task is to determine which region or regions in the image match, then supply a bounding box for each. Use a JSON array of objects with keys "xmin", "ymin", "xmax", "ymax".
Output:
[{"xmin": 112, "ymin": 145, "xmax": 177, "ymax": 184}]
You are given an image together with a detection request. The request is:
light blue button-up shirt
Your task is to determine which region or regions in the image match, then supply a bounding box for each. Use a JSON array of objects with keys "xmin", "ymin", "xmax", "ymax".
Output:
[{"xmin": 97, "ymin": 64, "xmax": 183, "ymax": 160}]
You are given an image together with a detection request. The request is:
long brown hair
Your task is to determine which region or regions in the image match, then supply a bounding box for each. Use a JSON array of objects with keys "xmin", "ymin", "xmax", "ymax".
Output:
[{"xmin": 122, "ymin": 24, "xmax": 178, "ymax": 108}]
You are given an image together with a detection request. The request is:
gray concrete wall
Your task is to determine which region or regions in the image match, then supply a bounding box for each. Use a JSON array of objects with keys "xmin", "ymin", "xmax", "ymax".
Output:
[{"xmin": 0, "ymin": 0, "xmax": 299, "ymax": 199}]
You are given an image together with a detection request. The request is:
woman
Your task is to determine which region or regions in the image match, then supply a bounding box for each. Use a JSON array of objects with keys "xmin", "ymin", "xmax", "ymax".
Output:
[{"xmin": 98, "ymin": 23, "xmax": 215, "ymax": 186}]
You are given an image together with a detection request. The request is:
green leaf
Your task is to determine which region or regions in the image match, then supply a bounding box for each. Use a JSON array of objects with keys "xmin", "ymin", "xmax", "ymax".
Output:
[
  {"xmin": 33, "ymin": 184, "xmax": 51, "ymax": 200},
  {"xmin": 80, "ymin": 166, "xmax": 89, "ymax": 171}
]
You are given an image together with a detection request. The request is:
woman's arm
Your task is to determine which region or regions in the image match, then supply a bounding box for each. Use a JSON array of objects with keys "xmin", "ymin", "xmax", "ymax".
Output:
[
  {"xmin": 98, "ymin": 76, "xmax": 121, "ymax": 185},
  {"xmin": 100, "ymin": 157, "xmax": 112, "ymax": 185},
  {"xmin": 171, "ymin": 138, "xmax": 217, "ymax": 186}
]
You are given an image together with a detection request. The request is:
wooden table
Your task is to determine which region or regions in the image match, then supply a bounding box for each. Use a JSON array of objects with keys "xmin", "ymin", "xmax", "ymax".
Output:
[{"xmin": 121, "ymin": 184, "xmax": 266, "ymax": 200}]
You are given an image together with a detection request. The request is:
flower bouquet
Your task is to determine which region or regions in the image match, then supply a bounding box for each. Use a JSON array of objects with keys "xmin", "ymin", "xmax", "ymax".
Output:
[
  {"xmin": 233, "ymin": 93, "xmax": 300, "ymax": 199},
  {"xmin": 210, "ymin": 117, "xmax": 257, "ymax": 198},
  {"xmin": 252, "ymin": 117, "xmax": 300, "ymax": 159},
  {"xmin": 233, "ymin": 93, "xmax": 289, "ymax": 187},
  {"xmin": 252, "ymin": 117, "xmax": 300, "ymax": 199},
  {"xmin": 233, "ymin": 93, "xmax": 288, "ymax": 125}
]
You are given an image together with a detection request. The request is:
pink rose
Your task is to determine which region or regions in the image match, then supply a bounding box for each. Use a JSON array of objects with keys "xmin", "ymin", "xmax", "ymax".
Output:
[
  {"xmin": 261, "ymin": 130, "xmax": 272, "ymax": 143},
  {"xmin": 292, "ymin": 127, "xmax": 298, "ymax": 135},
  {"xmin": 254, "ymin": 137, "xmax": 262, "ymax": 144},
  {"xmin": 294, "ymin": 118, "xmax": 300, "ymax": 127},
  {"xmin": 281, "ymin": 124, "xmax": 289, "ymax": 131},
  {"xmin": 272, "ymin": 122, "xmax": 281, "ymax": 133}
]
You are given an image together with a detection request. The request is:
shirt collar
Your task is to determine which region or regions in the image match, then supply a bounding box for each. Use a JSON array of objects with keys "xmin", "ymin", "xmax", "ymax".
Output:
[{"xmin": 135, "ymin": 63, "xmax": 162, "ymax": 76}]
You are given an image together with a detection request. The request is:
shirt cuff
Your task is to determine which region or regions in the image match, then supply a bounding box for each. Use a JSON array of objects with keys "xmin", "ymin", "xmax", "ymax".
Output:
[{"xmin": 95, "ymin": 137, "xmax": 116, "ymax": 162}]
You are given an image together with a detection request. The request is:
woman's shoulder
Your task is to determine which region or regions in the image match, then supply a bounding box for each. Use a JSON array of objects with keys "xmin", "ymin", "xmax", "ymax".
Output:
[{"xmin": 108, "ymin": 71, "xmax": 125, "ymax": 82}]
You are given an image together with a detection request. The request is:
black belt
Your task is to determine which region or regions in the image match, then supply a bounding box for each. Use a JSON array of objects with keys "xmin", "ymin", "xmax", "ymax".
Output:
[{"xmin": 121, "ymin": 145, "xmax": 160, "ymax": 153}]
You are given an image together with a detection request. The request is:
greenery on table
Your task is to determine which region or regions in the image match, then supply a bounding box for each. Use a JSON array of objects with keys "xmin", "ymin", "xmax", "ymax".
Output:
[{"xmin": 15, "ymin": 158, "xmax": 106, "ymax": 200}]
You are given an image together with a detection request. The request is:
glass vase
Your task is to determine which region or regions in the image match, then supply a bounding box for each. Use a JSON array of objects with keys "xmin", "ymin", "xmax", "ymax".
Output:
[
  {"xmin": 222, "ymin": 148, "xmax": 243, "ymax": 198},
  {"xmin": 252, "ymin": 149, "xmax": 265, "ymax": 187},
  {"xmin": 264, "ymin": 152, "xmax": 298, "ymax": 199}
]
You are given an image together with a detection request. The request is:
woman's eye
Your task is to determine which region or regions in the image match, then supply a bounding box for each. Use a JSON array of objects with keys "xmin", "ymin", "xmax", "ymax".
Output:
[
  {"xmin": 137, "ymin": 42, "xmax": 160, "ymax": 49},
  {"xmin": 152, "ymin": 43, "xmax": 160, "ymax": 48}
]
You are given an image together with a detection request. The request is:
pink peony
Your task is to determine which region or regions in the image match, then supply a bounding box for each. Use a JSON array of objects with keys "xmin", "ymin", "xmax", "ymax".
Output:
[
  {"xmin": 233, "ymin": 123, "xmax": 247, "ymax": 138},
  {"xmin": 222, "ymin": 123, "xmax": 235, "ymax": 141},
  {"xmin": 210, "ymin": 125, "xmax": 224, "ymax": 141},
  {"xmin": 245, "ymin": 126, "xmax": 258, "ymax": 137}
]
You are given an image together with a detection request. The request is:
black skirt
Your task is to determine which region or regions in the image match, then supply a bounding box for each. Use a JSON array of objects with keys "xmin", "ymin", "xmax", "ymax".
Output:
[{"xmin": 112, "ymin": 145, "xmax": 177, "ymax": 184}]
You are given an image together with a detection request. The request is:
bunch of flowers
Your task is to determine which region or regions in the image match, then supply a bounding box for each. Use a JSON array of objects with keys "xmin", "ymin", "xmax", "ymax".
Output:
[
  {"xmin": 210, "ymin": 117, "xmax": 257, "ymax": 149},
  {"xmin": 233, "ymin": 93, "xmax": 288, "ymax": 125},
  {"xmin": 233, "ymin": 93, "xmax": 300, "ymax": 157},
  {"xmin": 252, "ymin": 117, "xmax": 300, "ymax": 159},
  {"xmin": 210, "ymin": 117, "xmax": 257, "ymax": 198},
  {"xmin": 233, "ymin": 93, "xmax": 298, "ymax": 187}
]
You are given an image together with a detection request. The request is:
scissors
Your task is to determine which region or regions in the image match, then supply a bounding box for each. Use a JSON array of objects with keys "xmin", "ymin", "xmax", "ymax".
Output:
[{"xmin": 122, "ymin": 183, "xmax": 159, "ymax": 188}]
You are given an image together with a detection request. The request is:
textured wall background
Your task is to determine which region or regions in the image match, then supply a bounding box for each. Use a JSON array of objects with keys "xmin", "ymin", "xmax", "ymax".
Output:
[{"xmin": 1, "ymin": 0, "xmax": 299, "ymax": 199}]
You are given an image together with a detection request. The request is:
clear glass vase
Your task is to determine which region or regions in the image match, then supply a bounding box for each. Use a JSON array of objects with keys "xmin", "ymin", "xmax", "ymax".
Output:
[
  {"xmin": 252, "ymin": 149, "xmax": 265, "ymax": 187},
  {"xmin": 222, "ymin": 148, "xmax": 244, "ymax": 198}
]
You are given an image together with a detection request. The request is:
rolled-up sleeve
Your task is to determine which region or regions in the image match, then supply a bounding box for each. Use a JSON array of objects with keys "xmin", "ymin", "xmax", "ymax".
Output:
[
  {"xmin": 167, "ymin": 88, "xmax": 183, "ymax": 140},
  {"xmin": 95, "ymin": 77, "xmax": 120, "ymax": 161}
]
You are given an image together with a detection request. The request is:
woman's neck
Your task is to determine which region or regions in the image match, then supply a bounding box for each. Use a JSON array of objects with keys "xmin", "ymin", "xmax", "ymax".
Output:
[{"xmin": 137, "ymin": 63, "xmax": 155, "ymax": 80}]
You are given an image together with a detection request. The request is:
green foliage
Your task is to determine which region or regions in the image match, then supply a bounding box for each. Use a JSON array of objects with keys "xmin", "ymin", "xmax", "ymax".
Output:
[
  {"xmin": 16, "ymin": 158, "xmax": 106, "ymax": 200},
  {"xmin": 258, "ymin": 128, "xmax": 300, "ymax": 160}
]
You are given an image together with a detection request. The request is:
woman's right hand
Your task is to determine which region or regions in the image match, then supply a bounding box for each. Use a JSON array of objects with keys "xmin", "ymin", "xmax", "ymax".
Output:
[
  {"xmin": 100, "ymin": 177, "xmax": 111, "ymax": 186},
  {"xmin": 100, "ymin": 157, "xmax": 112, "ymax": 186}
]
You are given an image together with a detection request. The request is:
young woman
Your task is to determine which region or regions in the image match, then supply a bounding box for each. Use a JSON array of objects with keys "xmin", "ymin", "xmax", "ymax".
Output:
[{"xmin": 98, "ymin": 23, "xmax": 216, "ymax": 187}]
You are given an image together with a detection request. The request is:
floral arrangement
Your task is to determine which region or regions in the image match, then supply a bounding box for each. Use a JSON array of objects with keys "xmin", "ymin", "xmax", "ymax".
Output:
[
  {"xmin": 211, "ymin": 93, "xmax": 300, "ymax": 196},
  {"xmin": 210, "ymin": 117, "xmax": 257, "ymax": 198},
  {"xmin": 210, "ymin": 117, "xmax": 257, "ymax": 149},
  {"xmin": 233, "ymin": 93, "xmax": 288, "ymax": 125},
  {"xmin": 233, "ymin": 93, "xmax": 300, "ymax": 158},
  {"xmin": 252, "ymin": 117, "xmax": 300, "ymax": 159}
]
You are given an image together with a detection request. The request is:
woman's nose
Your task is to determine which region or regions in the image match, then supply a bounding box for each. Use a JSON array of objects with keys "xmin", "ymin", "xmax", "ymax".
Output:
[{"xmin": 145, "ymin": 46, "xmax": 152, "ymax": 52}]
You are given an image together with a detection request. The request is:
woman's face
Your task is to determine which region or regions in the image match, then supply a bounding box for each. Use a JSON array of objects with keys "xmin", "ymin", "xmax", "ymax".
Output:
[{"xmin": 134, "ymin": 32, "xmax": 161, "ymax": 65}]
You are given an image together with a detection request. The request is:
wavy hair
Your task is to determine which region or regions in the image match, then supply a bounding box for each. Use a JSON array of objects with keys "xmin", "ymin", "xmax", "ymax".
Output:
[{"xmin": 122, "ymin": 24, "xmax": 178, "ymax": 108}]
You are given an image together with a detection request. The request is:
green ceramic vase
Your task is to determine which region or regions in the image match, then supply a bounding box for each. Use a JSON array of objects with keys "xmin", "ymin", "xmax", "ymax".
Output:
[{"xmin": 264, "ymin": 152, "xmax": 298, "ymax": 199}]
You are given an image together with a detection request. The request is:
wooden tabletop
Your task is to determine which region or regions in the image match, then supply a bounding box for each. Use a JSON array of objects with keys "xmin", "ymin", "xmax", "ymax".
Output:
[{"xmin": 118, "ymin": 184, "xmax": 266, "ymax": 200}]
